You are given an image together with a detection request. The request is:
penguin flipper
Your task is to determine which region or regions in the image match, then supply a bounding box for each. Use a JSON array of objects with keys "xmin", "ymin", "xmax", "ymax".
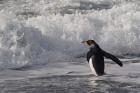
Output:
[{"xmin": 102, "ymin": 50, "xmax": 123, "ymax": 67}]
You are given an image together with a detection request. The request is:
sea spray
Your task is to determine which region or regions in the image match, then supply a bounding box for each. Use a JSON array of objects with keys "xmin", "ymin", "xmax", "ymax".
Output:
[{"xmin": 0, "ymin": 0, "xmax": 139, "ymax": 69}]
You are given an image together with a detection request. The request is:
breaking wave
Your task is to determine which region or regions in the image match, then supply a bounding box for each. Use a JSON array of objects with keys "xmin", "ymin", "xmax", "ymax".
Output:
[{"xmin": 0, "ymin": 0, "xmax": 140, "ymax": 69}]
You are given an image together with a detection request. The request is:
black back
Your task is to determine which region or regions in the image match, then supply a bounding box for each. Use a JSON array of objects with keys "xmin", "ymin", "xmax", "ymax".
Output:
[{"xmin": 87, "ymin": 45, "xmax": 104, "ymax": 75}]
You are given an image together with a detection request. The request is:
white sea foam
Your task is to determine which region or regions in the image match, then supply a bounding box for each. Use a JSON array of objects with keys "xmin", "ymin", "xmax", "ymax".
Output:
[{"xmin": 0, "ymin": 0, "xmax": 139, "ymax": 69}]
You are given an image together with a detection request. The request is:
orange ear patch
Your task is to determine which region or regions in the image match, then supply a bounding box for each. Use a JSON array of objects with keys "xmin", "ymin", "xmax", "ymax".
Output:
[{"xmin": 81, "ymin": 40, "xmax": 96, "ymax": 46}]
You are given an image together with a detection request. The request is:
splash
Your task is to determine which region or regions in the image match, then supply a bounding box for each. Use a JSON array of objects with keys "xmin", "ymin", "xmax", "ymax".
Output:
[{"xmin": 0, "ymin": 0, "xmax": 140, "ymax": 69}]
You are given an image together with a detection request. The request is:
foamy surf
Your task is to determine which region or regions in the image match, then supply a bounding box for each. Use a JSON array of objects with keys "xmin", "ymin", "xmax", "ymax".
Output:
[{"xmin": 0, "ymin": 0, "xmax": 140, "ymax": 69}]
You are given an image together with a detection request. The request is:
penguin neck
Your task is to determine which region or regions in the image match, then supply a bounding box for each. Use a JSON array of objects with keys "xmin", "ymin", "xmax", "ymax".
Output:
[{"xmin": 89, "ymin": 44, "xmax": 96, "ymax": 49}]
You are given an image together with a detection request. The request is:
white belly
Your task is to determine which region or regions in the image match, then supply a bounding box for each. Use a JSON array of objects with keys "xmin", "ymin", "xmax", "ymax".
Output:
[{"xmin": 89, "ymin": 58, "xmax": 98, "ymax": 76}]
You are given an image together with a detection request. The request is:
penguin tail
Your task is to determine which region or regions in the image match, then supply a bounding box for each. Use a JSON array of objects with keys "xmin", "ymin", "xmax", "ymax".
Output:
[{"xmin": 102, "ymin": 50, "xmax": 123, "ymax": 67}]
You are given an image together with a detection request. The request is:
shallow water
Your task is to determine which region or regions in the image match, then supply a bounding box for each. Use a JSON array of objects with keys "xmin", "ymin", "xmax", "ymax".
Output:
[
  {"xmin": 0, "ymin": 58, "xmax": 140, "ymax": 93},
  {"xmin": 1, "ymin": 74, "xmax": 140, "ymax": 93}
]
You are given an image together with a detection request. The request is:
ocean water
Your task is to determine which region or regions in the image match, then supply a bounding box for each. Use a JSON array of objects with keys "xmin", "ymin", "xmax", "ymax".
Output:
[{"xmin": 0, "ymin": 0, "xmax": 140, "ymax": 92}]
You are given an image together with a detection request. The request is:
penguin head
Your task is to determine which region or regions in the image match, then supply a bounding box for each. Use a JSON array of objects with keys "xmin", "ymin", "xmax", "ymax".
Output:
[{"xmin": 81, "ymin": 40, "xmax": 97, "ymax": 47}]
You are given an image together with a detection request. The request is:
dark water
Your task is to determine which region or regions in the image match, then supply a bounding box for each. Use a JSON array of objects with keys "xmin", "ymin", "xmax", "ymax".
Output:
[{"xmin": 0, "ymin": 75, "xmax": 140, "ymax": 93}]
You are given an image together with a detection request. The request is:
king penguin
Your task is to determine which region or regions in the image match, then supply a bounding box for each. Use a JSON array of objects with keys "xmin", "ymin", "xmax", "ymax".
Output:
[{"xmin": 82, "ymin": 40, "xmax": 123, "ymax": 76}]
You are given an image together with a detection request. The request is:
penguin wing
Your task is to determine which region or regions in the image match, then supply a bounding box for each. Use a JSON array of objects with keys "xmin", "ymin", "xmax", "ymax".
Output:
[{"xmin": 102, "ymin": 50, "xmax": 123, "ymax": 67}]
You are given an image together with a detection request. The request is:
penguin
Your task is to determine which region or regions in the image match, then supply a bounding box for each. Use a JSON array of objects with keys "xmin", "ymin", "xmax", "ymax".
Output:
[{"xmin": 81, "ymin": 40, "xmax": 123, "ymax": 76}]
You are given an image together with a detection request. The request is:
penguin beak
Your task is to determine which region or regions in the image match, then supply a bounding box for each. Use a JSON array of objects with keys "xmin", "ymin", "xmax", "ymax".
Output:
[
  {"xmin": 81, "ymin": 41, "xmax": 89, "ymax": 46},
  {"xmin": 81, "ymin": 41, "xmax": 87, "ymax": 44}
]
